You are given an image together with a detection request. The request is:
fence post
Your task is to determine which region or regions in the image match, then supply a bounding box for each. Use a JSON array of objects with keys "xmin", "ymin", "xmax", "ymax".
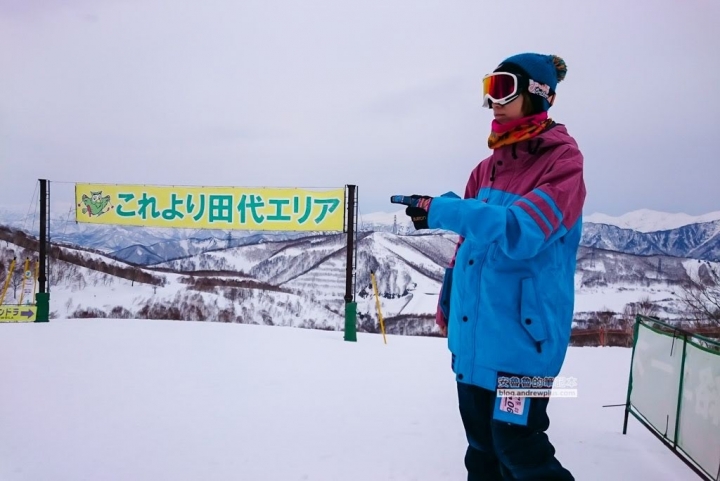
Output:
[
  {"xmin": 673, "ymin": 333, "xmax": 688, "ymax": 449},
  {"xmin": 623, "ymin": 316, "xmax": 641, "ymax": 434}
]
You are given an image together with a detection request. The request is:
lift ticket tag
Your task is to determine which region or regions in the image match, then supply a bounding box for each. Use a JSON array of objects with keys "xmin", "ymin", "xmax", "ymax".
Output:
[
  {"xmin": 493, "ymin": 394, "xmax": 530, "ymax": 426},
  {"xmin": 501, "ymin": 396, "xmax": 525, "ymax": 415}
]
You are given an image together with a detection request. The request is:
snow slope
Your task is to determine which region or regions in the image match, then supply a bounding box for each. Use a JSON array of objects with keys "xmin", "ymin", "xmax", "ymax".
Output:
[
  {"xmin": 0, "ymin": 319, "xmax": 696, "ymax": 481},
  {"xmin": 156, "ymin": 239, "xmax": 296, "ymax": 274},
  {"xmin": 146, "ymin": 232, "xmax": 720, "ymax": 322},
  {"xmin": 585, "ymin": 209, "xmax": 720, "ymax": 233}
]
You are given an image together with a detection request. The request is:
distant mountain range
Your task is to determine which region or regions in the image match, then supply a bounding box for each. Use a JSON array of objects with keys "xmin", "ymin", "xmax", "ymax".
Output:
[
  {"xmin": 584, "ymin": 209, "xmax": 720, "ymax": 233},
  {"xmin": 3, "ymin": 224, "xmax": 716, "ymax": 333},
  {"xmin": 364, "ymin": 209, "xmax": 720, "ymax": 263},
  {"xmin": 2, "ymin": 206, "xmax": 720, "ymax": 264},
  {"xmin": 581, "ymin": 220, "xmax": 720, "ymax": 263}
]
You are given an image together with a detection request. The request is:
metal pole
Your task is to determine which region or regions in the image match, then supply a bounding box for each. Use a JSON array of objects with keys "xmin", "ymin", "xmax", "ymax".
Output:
[
  {"xmin": 39, "ymin": 179, "xmax": 47, "ymax": 294},
  {"xmin": 343, "ymin": 184, "xmax": 357, "ymax": 342},
  {"xmin": 36, "ymin": 179, "xmax": 49, "ymax": 322},
  {"xmin": 354, "ymin": 186, "xmax": 358, "ymax": 300},
  {"xmin": 47, "ymin": 179, "xmax": 51, "ymax": 296},
  {"xmin": 344, "ymin": 184, "xmax": 356, "ymax": 303},
  {"xmin": 673, "ymin": 334, "xmax": 688, "ymax": 449}
]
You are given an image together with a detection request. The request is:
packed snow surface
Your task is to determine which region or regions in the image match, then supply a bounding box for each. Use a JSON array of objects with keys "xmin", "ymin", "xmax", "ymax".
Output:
[{"xmin": 0, "ymin": 319, "xmax": 697, "ymax": 480}]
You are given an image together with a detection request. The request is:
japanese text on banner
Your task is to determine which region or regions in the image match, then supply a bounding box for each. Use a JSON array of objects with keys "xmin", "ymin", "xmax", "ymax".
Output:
[{"xmin": 74, "ymin": 185, "xmax": 346, "ymax": 232}]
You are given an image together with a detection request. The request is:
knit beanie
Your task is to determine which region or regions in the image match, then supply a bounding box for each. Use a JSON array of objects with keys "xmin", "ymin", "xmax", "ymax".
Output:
[{"xmin": 494, "ymin": 53, "xmax": 567, "ymax": 113}]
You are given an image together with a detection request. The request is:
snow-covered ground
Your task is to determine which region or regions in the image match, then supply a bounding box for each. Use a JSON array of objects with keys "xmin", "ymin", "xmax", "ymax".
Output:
[
  {"xmin": 573, "ymin": 283, "xmax": 683, "ymax": 316},
  {"xmin": 0, "ymin": 319, "xmax": 697, "ymax": 480}
]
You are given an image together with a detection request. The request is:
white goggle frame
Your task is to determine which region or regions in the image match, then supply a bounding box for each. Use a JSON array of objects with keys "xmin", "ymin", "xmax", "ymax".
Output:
[{"xmin": 482, "ymin": 72, "xmax": 520, "ymax": 108}]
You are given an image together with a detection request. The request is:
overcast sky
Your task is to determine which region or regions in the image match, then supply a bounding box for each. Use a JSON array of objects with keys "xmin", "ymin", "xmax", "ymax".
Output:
[{"xmin": 2, "ymin": 0, "xmax": 719, "ymax": 219}]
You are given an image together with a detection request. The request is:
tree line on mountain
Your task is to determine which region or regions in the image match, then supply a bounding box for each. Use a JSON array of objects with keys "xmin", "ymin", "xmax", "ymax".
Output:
[{"xmin": 0, "ymin": 226, "xmax": 165, "ymax": 287}]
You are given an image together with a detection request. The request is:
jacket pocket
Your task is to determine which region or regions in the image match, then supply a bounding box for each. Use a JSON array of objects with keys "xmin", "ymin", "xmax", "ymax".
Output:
[
  {"xmin": 440, "ymin": 267, "xmax": 453, "ymax": 320},
  {"xmin": 520, "ymin": 277, "xmax": 548, "ymax": 353},
  {"xmin": 490, "ymin": 241, "xmax": 499, "ymax": 260}
]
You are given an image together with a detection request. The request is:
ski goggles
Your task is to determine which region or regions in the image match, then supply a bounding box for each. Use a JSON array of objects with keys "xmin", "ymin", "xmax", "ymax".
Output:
[
  {"xmin": 482, "ymin": 72, "xmax": 523, "ymax": 108},
  {"xmin": 482, "ymin": 72, "xmax": 554, "ymax": 108}
]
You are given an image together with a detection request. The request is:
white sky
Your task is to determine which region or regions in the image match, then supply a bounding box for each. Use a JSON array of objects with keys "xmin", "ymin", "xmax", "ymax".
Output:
[{"xmin": 1, "ymin": 0, "xmax": 719, "ymax": 218}]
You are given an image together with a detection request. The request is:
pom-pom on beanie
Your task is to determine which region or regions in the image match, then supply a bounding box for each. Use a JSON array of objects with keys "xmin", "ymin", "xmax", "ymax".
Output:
[{"xmin": 494, "ymin": 53, "xmax": 567, "ymax": 112}]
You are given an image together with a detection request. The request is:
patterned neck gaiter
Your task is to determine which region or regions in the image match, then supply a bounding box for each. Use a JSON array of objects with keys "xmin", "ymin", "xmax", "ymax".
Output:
[{"xmin": 488, "ymin": 111, "xmax": 553, "ymax": 150}]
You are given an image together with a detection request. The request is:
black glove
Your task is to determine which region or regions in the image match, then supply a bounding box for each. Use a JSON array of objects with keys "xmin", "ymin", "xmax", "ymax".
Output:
[{"xmin": 405, "ymin": 195, "xmax": 433, "ymax": 230}]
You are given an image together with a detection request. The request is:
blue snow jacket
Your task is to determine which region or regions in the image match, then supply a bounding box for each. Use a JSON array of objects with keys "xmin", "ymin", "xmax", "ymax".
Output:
[{"xmin": 427, "ymin": 123, "xmax": 586, "ymax": 390}]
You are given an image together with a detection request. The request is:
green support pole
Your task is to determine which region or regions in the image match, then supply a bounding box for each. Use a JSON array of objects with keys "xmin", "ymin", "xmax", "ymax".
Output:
[
  {"xmin": 344, "ymin": 301, "xmax": 357, "ymax": 342},
  {"xmin": 36, "ymin": 292, "xmax": 50, "ymax": 322}
]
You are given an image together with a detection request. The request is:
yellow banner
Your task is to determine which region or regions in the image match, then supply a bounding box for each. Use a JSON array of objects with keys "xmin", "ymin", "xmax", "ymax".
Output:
[
  {"xmin": 74, "ymin": 184, "xmax": 346, "ymax": 231},
  {"xmin": 0, "ymin": 305, "xmax": 36, "ymax": 322}
]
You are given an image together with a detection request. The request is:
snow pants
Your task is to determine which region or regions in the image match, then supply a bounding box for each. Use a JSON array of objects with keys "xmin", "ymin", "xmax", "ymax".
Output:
[{"xmin": 457, "ymin": 382, "xmax": 574, "ymax": 480}]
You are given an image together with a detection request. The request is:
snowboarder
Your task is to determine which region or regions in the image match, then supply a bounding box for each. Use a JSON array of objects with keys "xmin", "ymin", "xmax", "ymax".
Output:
[{"xmin": 398, "ymin": 53, "xmax": 585, "ymax": 480}]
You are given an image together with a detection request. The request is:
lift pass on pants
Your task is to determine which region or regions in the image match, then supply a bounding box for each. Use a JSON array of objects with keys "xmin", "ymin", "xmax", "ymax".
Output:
[{"xmin": 493, "ymin": 395, "xmax": 530, "ymax": 426}]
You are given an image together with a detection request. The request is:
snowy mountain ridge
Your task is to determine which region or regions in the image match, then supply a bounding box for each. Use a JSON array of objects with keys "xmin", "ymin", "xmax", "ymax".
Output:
[
  {"xmin": 2, "ymin": 206, "xmax": 720, "ymax": 264},
  {"xmin": 3, "ymin": 225, "xmax": 717, "ymax": 335},
  {"xmin": 584, "ymin": 209, "xmax": 720, "ymax": 233},
  {"xmin": 581, "ymin": 220, "xmax": 720, "ymax": 263},
  {"xmin": 366, "ymin": 208, "xmax": 720, "ymax": 235}
]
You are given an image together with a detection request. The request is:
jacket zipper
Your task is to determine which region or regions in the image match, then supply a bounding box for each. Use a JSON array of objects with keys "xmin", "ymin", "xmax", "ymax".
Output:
[{"xmin": 470, "ymin": 242, "xmax": 493, "ymax": 378}]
